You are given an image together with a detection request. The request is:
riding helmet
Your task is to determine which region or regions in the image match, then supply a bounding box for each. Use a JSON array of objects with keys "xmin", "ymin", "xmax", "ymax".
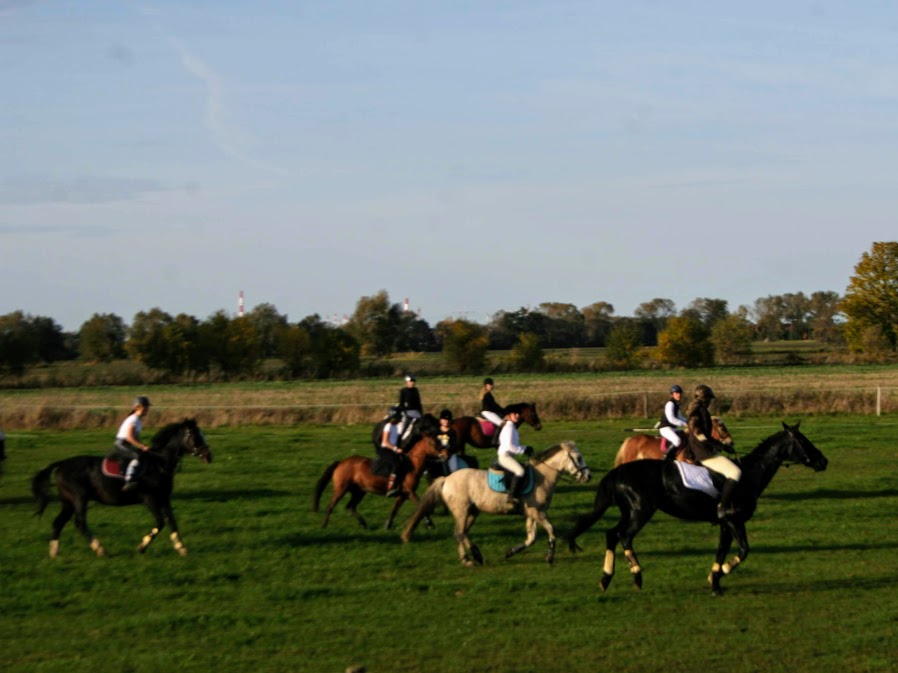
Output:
[
  {"xmin": 483, "ymin": 377, "xmax": 494, "ymax": 386},
  {"xmin": 670, "ymin": 384, "xmax": 683, "ymax": 394},
  {"xmin": 134, "ymin": 395, "xmax": 151, "ymax": 409},
  {"xmin": 439, "ymin": 408, "xmax": 453, "ymax": 421},
  {"xmin": 388, "ymin": 405, "xmax": 402, "ymax": 420},
  {"xmin": 693, "ymin": 384, "xmax": 715, "ymax": 402},
  {"xmin": 405, "ymin": 374, "xmax": 416, "ymax": 382}
]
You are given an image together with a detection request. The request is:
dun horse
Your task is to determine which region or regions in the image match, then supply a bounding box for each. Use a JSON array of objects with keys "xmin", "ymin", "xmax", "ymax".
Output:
[
  {"xmin": 313, "ymin": 415, "xmax": 448, "ymax": 530},
  {"xmin": 31, "ymin": 419, "xmax": 212, "ymax": 558},
  {"xmin": 402, "ymin": 440, "xmax": 592, "ymax": 566},
  {"xmin": 451, "ymin": 402, "xmax": 542, "ymax": 454},
  {"xmin": 565, "ymin": 422, "xmax": 827, "ymax": 595},
  {"xmin": 614, "ymin": 416, "xmax": 733, "ymax": 466}
]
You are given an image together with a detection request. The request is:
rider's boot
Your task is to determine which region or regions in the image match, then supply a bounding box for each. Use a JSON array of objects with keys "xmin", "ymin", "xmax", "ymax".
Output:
[
  {"xmin": 716, "ymin": 478, "xmax": 739, "ymax": 519},
  {"xmin": 506, "ymin": 474, "xmax": 521, "ymax": 505},
  {"xmin": 386, "ymin": 473, "xmax": 400, "ymax": 497},
  {"xmin": 122, "ymin": 459, "xmax": 140, "ymax": 492},
  {"xmin": 665, "ymin": 444, "xmax": 680, "ymax": 462},
  {"xmin": 491, "ymin": 422, "xmax": 504, "ymax": 447}
]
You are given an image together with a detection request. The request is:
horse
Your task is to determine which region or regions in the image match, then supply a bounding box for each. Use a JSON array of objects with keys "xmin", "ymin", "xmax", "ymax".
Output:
[
  {"xmin": 564, "ymin": 421, "xmax": 828, "ymax": 595},
  {"xmin": 370, "ymin": 412, "xmax": 469, "ymax": 478},
  {"xmin": 31, "ymin": 419, "xmax": 212, "ymax": 558},
  {"xmin": 313, "ymin": 415, "xmax": 448, "ymax": 530},
  {"xmin": 614, "ymin": 416, "xmax": 734, "ymax": 466},
  {"xmin": 401, "ymin": 440, "xmax": 592, "ymax": 566},
  {"xmin": 451, "ymin": 402, "xmax": 542, "ymax": 454}
]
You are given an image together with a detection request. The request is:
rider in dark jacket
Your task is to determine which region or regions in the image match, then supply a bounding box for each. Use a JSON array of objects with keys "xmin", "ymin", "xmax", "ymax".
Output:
[{"xmin": 686, "ymin": 385, "xmax": 741, "ymax": 519}]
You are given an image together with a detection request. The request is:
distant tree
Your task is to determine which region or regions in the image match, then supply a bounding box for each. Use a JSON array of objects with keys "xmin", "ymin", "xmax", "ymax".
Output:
[
  {"xmin": 487, "ymin": 308, "xmax": 548, "ymax": 349},
  {"xmin": 396, "ymin": 314, "xmax": 437, "ymax": 352},
  {"xmin": 511, "ymin": 332, "xmax": 545, "ymax": 371},
  {"xmin": 604, "ymin": 319, "xmax": 642, "ymax": 370},
  {"xmin": 79, "ymin": 313, "xmax": 126, "ymax": 362},
  {"xmin": 200, "ymin": 310, "xmax": 262, "ymax": 377},
  {"xmin": 807, "ymin": 291, "xmax": 844, "ymax": 344},
  {"xmin": 29, "ymin": 315, "xmax": 73, "ymax": 362},
  {"xmin": 683, "ymin": 298, "xmax": 729, "ymax": 330},
  {"xmin": 710, "ymin": 314, "xmax": 754, "ymax": 365},
  {"xmin": 244, "ymin": 303, "xmax": 288, "ymax": 358},
  {"xmin": 582, "ymin": 301, "xmax": 615, "ymax": 346},
  {"xmin": 750, "ymin": 295, "xmax": 786, "ymax": 341},
  {"xmin": 345, "ymin": 290, "xmax": 403, "ymax": 357},
  {"xmin": 537, "ymin": 302, "xmax": 586, "ymax": 348},
  {"xmin": 438, "ymin": 319, "xmax": 489, "ymax": 373},
  {"xmin": 634, "ymin": 298, "xmax": 676, "ymax": 346},
  {"xmin": 656, "ymin": 315, "xmax": 714, "ymax": 368},
  {"xmin": 165, "ymin": 313, "xmax": 208, "ymax": 375},
  {"xmin": 842, "ymin": 242, "xmax": 898, "ymax": 353},
  {"xmin": 275, "ymin": 323, "xmax": 312, "ymax": 378},
  {"xmin": 0, "ymin": 311, "xmax": 37, "ymax": 375},
  {"xmin": 126, "ymin": 308, "xmax": 174, "ymax": 370},
  {"xmin": 298, "ymin": 314, "xmax": 360, "ymax": 378}
]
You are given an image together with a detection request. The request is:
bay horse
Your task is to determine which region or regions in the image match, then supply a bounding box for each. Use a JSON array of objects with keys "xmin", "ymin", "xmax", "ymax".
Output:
[
  {"xmin": 614, "ymin": 416, "xmax": 734, "ymax": 466},
  {"xmin": 401, "ymin": 440, "xmax": 592, "ymax": 566},
  {"xmin": 564, "ymin": 421, "xmax": 828, "ymax": 595},
  {"xmin": 313, "ymin": 414, "xmax": 448, "ymax": 530},
  {"xmin": 451, "ymin": 402, "xmax": 542, "ymax": 454},
  {"xmin": 31, "ymin": 419, "xmax": 212, "ymax": 558}
]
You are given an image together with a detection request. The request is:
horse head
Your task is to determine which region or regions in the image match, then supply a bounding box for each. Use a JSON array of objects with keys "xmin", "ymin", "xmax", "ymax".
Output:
[
  {"xmin": 781, "ymin": 421, "xmax": 827, "ymax": 472},
  {"xmin": 510, "ymin": 403, "xmax": 542, "ymax": 431},
  {"xmin": 711, "ymin": 416, "xmax": 734, "ymax": 448},
  {"xmin": 533, "ymin": 440, "xmax": 591, "ymax": 483}
]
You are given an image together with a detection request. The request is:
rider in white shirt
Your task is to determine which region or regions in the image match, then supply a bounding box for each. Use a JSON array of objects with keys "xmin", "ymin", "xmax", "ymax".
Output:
[{"xmin": 496, "ymin": 408, "xmax": 532, "ymax": 503}]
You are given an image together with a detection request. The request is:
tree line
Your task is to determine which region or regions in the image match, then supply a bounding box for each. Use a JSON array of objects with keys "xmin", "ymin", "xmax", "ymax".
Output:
[{"xmin": 2, "ymin": 242, "xmax": 897, "ymax": 379}]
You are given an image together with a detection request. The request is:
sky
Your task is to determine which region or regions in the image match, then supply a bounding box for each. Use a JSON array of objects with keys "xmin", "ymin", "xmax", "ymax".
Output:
[{"xmin": 2, "ymin": 1, "xmax": 898, "ymax": 331}]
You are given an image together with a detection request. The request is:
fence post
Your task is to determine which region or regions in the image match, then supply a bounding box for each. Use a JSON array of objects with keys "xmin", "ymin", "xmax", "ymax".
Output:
[
  {"xmin": 877, "ymin": 386, "xmax": 881, "ymax": 417},
  {"xmin": 643, "ymin": 392, "xmax": 648, "ymax": 418}
]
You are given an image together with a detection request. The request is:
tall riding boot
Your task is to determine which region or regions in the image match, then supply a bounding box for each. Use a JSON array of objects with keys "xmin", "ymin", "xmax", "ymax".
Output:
[
  {"xmin": 492, "ymin": 422, "xmax": 504, "ymax": 447},
  {"xmin": 665, "ymin": 444, "xmax": 680, "ymax": 462},
  {"xmin": 386, "ymin": 473, "xmax": 400, "ymax": 497},
  {"xmin": 717, "ymin": 479, "xmax": 739, "ymax": 520},
  {"xmin": 506, "ymin": 474, "xmax": 521, "ymax": 504}
]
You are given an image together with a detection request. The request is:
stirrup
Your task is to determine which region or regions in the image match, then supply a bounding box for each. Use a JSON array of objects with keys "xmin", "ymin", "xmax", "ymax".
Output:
[{"xmin": 122, "ymin": 481, "xmax": 138, "ymax": 492}]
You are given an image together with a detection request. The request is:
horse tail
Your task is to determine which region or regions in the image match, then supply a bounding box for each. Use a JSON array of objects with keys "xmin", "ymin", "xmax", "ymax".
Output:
[
  {"xmin": 564, "ymin": 470, "xmax": 617, "ymax": 552},
  {"xmin": 400, "ymin": 476, "xmax": 446, "ymax": 543},
  {"xmin": 32, "ymin": 462, "xmax": 62, "ymax": 516},
  {"xmin": 312, "ymin": 461, "xmax": 340, "ymax": 513}
]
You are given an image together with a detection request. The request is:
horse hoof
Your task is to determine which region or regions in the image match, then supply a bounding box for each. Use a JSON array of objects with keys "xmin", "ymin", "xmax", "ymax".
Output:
[
  {"xmin": 178, "ymin": 547, "xmax": 188, "ymax": 557},
  {"xmin": 545, "ymin": 553, "xmax": 555, "ymax": 565},
  {"xmin": 600, "ymin": 575, "xmax": 612, "ymax": 592},
  {"xmin": 633, "ymin": 573, "xmax": 642, "ymax": 590}
]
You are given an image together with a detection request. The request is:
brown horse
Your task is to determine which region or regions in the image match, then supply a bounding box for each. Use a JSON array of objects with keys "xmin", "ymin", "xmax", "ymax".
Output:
[
  {"xmin": 613, "ymin": 416, "xmax": 734, "ymax": 467},
  {"xmin": 312, "ymin": 430, "xmax": 448, "ymax": 530},
  {"xmin": 452, "ymin": 402, "xmax": 542, "ymax": 454}
]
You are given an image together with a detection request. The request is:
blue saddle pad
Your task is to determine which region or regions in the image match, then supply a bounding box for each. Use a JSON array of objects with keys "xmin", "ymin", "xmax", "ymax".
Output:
[{"xmin": 487, "ymin": 466, "xmax": 535, "ymax": 496}]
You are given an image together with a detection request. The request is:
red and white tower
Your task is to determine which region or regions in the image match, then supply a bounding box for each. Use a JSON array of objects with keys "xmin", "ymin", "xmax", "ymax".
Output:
[{"xmin": 238, "ymin": 290, "xmax": 245, "ymax": 318}]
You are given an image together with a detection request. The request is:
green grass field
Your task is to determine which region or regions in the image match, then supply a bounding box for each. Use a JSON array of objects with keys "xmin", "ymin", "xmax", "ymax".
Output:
[{"xmin": 1, "ymin": 416, "xmax": 895, "ymax": 673}]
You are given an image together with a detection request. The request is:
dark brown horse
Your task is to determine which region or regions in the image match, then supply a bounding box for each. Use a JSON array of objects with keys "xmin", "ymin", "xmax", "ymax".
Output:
[
  {"xmin": 31, "ymin": 419, "xmax": 212, "ymax": 558},
  {"xmin": 614, "ymin": 416, "xmax": 734, "ymax": 466},
  {"xmin": 313, "ymin": 426, "xmax": 448, "ymax": 530},
  {"xmin": 452, "ymin": 402, "xmax": 542, "ymax": 454}
]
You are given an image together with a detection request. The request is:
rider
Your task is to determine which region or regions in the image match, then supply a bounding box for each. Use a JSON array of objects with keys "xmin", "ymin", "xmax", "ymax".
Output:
[
  {"xmin": 480, "ymin": 377, "xmax": 506, "ymax": 447},
  {"xmin": 686, "ymin": 385, "xmax": 741, "ymax": 520},
  {"xmin": 659, "ymin": 384, "xmax": 688, "ymax": 458},
  {"xmin": 496, "ymin": 407, "xmax": 533, "ymax": 504},
  {"xmin": 436, "ymin": 408, "xmax": 462, "ymax": 472},
  {"xmin": 379, "ymin": 406, "xmax": 405, "ymax": 497},
  {"xmin": 114, "ymin": 396, "xmax": 152, "ymax": 492},
  {"xmin": 397, "ymin": 375, "xmax": 423, "ymax": 446}
]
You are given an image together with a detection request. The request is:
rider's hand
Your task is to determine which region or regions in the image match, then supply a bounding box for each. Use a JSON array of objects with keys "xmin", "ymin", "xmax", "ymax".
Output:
[{"xmin": 523, "ymin": 446, "xmax": 534, "ymax": 457}]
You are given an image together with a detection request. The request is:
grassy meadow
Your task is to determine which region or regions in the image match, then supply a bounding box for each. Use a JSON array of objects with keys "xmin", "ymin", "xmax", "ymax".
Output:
[{"xmin": 1, "ymin": 413, "xmax": 896, "ymax": 673}]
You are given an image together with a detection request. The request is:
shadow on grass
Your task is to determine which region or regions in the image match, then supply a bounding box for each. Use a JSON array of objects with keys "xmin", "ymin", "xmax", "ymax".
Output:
[{"xmin": 764, "ymin": 487, "xmax": 898, "ymax": 501}]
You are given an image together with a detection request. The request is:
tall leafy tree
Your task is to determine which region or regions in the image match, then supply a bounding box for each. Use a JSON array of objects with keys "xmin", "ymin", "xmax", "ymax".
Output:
[
  {"xmin": 655, "ymin": 315, "xmax": 714, "ymax": 368},
  {"xmin": 511, "ymin": 332, "xmax": 545, "ymax": 371},
  {"xmin": 538, "ymin": 302, "xmax": 586, "ymax": 348},
  {"xmin": 582, "ymin": 301, "xmax": 615, "ymax": 346},
  {"xmin": 0, "ymin": 311, "xmax": 37, "ymax": 375},
  {"xmin": 842, "ymin": 242, "xmax": 898, "ymax": 353},
  {"xmin": 437, "ymin": 319, "xmax": 489, "ymax": 373},
  {"xmin": 604, "ymin": 319, "xmax": 642, "ymax": 370},
  {"xmin": 244, "ymin": 303, "xmax": 289, "ymax": 358},
  {"xmin": 79, "ymin": 313, "xmax": 126, "ymax": 362},
  {"xmin": 298, "ymin": 314, "xmax": 360, "ymax": 378},
  {"xmin": 710, "ymin": 314, "xmax": 754, "ymax": 365},
  {"xmin": 683, "ymin": 298, "xmax": 729, "ymax": 330},
  {"xmin": 126, "ymin": 308, "xmax": 175, "ymax": 370},
  {"xmin": 346, "ymin": 290, "xmax": 403, "ymax": 357},
  {"xmin": 634, "ymin": 298, "xmax": 676, "ymax": 346}
]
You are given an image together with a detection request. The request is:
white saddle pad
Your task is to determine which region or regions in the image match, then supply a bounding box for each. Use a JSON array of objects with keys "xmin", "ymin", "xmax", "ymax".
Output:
[{"xmin": 674, "ymin": 461, "xmax": 719, "ymax": 498}]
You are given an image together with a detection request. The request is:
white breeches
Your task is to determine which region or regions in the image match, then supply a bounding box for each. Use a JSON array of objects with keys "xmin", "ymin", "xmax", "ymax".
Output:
[
  {"xmin": 497, "ymin": 452, "xmax": 525, "ymax": 477},
  {"xmin": 481, "ymin": 411, "xmax": 504, "ymax": 427},
  {"xmin": 659, "ymin": 426, "xmax": 682, "ymax": 447},
  {"xmin": 700, "ymin": 454, "xmax": 741, "ymax": 481}
]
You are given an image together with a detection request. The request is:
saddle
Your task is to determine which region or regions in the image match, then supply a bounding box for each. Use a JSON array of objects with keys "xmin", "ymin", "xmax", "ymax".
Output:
[
  {"xmin": 476, "ymin": 417, "xmax": 499, "ymax": 438},
  {"xmin": 660, "ymin": 431, "xmax": 688, "ymax": 455},
  {"xmin": 101, "ymin": 457, "xmax": 126, "ymax": 480},
  {"xmin": 487, "ymin": 461, "xmax": 535, "ymax": 497},
  {"xmin": 672, "ymin": 462, "xmax": 720, "ymax": 498}
]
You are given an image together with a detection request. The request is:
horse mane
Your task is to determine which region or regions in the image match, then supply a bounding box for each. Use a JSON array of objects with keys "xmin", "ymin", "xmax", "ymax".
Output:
[
  {"xmin": 504, "ymin": 402, "xmax": 532, "ymax": 414},
  {"xmin": 532, "ymin": 440, "xmax": 575, "ymax": 464},
  {"xmin": 150, "ymin": 419, "xmax": 192, "ymax": 451}
]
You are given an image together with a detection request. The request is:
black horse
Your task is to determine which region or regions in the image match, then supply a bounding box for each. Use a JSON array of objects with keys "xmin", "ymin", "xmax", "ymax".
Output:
[
  {"xmin": 565, "ymin": 421, "xmax": 828, "ymax": 595},
  {"xmin": 32, "ymin": 419, "xmax": 212, "ymax": 558}
]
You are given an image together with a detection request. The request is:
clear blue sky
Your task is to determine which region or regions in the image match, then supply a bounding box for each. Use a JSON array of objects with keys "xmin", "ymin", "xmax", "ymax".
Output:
[{"xmin": 2, "ymin": 1, "xmax": 896, "ymax": 330}]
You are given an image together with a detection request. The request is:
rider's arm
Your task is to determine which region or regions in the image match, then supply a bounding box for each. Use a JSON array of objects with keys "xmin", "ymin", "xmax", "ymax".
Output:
[
  {"xmin": 123, "ymin": 418, "xmax": 149, "ymax": 451},
  {"xmin": 381, "ymin": 425, "xmax": 401, "ymax": 453},
  {"xmin": 664, "ymin": 401, "xmax": 687, "ymax": 428}
]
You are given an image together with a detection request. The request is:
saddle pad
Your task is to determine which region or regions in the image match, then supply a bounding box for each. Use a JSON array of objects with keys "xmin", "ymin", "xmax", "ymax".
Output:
[
  {"xmin": 487, "ymin": 466, "xmax": 535, "ymax": 496},
  {"xmin": 477, "ymin": 418, "xmax": 497, "ymax": 436},
  {"xmin": 674, "ymin": 461, "xmax": 718, "ymax": 498},
  {"xmin": 101, "ymin": 458, "xmax": 125, "ymax": 479}
]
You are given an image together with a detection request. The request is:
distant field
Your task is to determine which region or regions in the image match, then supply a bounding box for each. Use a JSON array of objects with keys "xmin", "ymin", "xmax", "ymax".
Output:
[
  {"xmin": 1, "ymin": 416, "xmax": 895, "ymax": 672},
  {"xmin": 3, "ymin": 363, "xmax": 898, "ymax": 429}
]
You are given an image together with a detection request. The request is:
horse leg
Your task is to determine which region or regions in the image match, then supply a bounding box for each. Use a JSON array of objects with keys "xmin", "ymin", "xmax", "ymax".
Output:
[
  {"xmin": 616, "ymin": 509, "xmax": 653, "ymax": 591},
  {"xmin": 137, "ymin": 499, "xmax": 167, "ymax": 554},
  {"xmin": 344, "ymin": 486, "xmax": 368, "ymax": 529},
  {"xmin": 454, "ymin": 507, "xmax": 481, "ymax": 566},
  {"xmin": 506, "ymin": 513, "xmax": 539, "ymax": 560},
  {"xmin": 72, "ymin": 501, "xmax": 106, "ymax": 558},
  {"xmin": 384, "ymin": 494, "xmax": 406, "ymax": 530},
  {"xmin": 709, "ymin": 520, "xmax": 749, "ymax": 596},
  {"xmin": 321, "ymin": 482, "xmax": 348, "ymax": 528},
  {"xmin": 404, "ymin": 490, "xmax": 435, "ymax": 530},
  {"xmin": 49, "ymin": 501, "xmax": 75, "ymax": 558}
]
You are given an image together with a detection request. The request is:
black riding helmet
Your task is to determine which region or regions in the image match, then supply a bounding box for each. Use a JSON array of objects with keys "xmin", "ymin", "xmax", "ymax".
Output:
[
  {"xmin": 670, "ymin": 385, "xmax": 683, "ymax": 394},
  {"xmin": 134, "ymin": 396, "xmax": 151, "ymax": 409},
  {"xmin": 693, "ymin": 384, "xmax": 715, "ymax": 403},
  {"xmin": 388, "ymin": 405, "xmax": 402, "ymax": 421},
  {"xmin": 439, "ymin": 408, "xmax": 453, "ymax": 421},
  {"xmin": 483, "ymin": 377, "xmax": 494, "ymax": 386}
]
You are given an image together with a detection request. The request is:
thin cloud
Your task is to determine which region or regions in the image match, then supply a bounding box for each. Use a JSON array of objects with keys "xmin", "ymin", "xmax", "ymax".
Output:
[{"xmin": 0, "ymin": 176, "xmax": 165, "ymax": 205}]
